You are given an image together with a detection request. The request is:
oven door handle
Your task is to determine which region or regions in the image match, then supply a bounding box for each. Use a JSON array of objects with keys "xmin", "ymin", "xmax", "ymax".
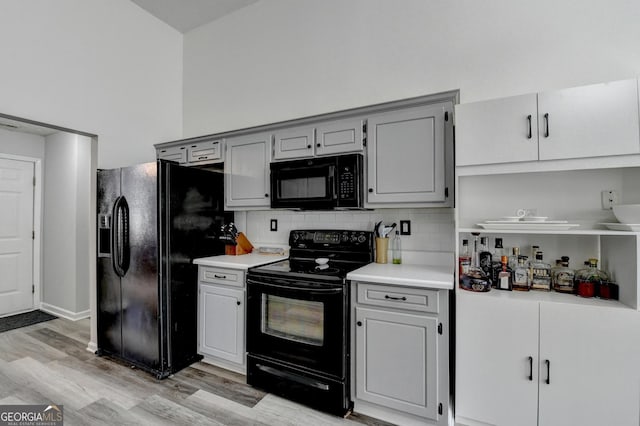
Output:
[
  {"xmin": 255, "ymin": 363, "xmax": 330, "ymax": 391},
  {"xmin": 247, "ymin": 278, "xmax": 343, "ymax": 294}
]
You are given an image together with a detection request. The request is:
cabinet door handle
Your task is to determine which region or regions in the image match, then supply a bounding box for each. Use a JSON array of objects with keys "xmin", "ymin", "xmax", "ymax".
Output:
[
  {"xmin": 544, "ymin": 113, "xmax": 550, "ymax": 138},
  {"xmin": 545, "ymin": 359, "xmax": 551, "ymax": 384},
  {"xmin": 527, "ymin": 115, "xmax": 532, "ymax": 139},
  {"xmin": 307, "ymin": 144, "xmax": 311, "ymax": 149},
  {"xmin": 528, "ymin": 356, "xmax": 533, "ymax": 381},
  {"xmin": 236, "ymin": 300, "xmax": 241, "ymax": 306},
  {"xmin": 385, "ymin": 295, "xmax": 407, "ymax": 301},
  {"xmin": 214, "ymin": 274, "xmax": 227, "ymax": 279},
  {"xmin": 356, "ymin": 321, "xmax": 362, "ymax": 327}
]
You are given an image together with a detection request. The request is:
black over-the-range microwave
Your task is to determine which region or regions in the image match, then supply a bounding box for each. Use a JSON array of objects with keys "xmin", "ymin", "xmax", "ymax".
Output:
[{"xmin": 270, "ymin": 153, "xmax": 363, "ymax": 210}]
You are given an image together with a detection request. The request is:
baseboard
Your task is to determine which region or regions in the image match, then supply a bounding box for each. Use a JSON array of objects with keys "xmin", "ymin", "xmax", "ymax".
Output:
[{"xmin": 39, "ymin": 303, "xmax": 90, "ymax": 321}]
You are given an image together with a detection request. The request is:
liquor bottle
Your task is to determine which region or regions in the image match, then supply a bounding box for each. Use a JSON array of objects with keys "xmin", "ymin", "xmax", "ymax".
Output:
[
  {"xmin": 491, "ymin": 238, "xmax": 505, "ymax": 284},
  {"xmin": 478, "ymin": 237, "xmax": 493, "ymax": 285},
  {"xmin": 459, "ymin": 233, "xmax": 491, "ymax": 292},
  {"xmin": 508, "ymin": 246, "xmax": 520, "ymax": 270},
  {"xmin": 530, "ymin": 251, "xmax": 552, "ymax": 291},
  {"xmin": 574, "ymin": 258, "xmax": 609, "ymax": 298},
  {"xmin": 512, "ymin": 256, "xmax": 530, "ymax": 291},
  {"xmin": 529, "ymin": 245, "xmax": 540, "ymax": 264},
  {"xmin": 458, "ymin": 239, "xmax": 471, "ymax": 277},
  {"xmin": 391, "ymin": 230, "xmax": 402, "ymax": 264},
  {"xmin": 497, "ymin": 255, "xmax": 512, "ymax": 290},
  {"xmin": 552, "ymin": 256, "xmax": 575, "ymax": 294}
]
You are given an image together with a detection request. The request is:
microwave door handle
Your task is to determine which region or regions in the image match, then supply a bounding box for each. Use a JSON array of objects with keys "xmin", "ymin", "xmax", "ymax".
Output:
[{"xmin": 329, "ymin": 166, "xmax": 337, "ymax": 200}]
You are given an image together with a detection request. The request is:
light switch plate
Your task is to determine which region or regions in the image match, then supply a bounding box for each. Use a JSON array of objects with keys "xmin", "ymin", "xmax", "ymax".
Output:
[{"xmin": 270, "ymin": 219, "xmax": 278, "ymax": 231}]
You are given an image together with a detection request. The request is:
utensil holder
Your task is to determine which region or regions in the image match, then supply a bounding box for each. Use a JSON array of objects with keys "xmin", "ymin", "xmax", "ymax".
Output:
[{"xmin": 375, "ymin": 237, "xmax": 389, "ymax": 264}]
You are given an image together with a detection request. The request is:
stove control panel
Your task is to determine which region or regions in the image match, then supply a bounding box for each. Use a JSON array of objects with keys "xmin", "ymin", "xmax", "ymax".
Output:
[{"xmin": 290, "ymin": 230, "xmax": 373, "ymax": 250}]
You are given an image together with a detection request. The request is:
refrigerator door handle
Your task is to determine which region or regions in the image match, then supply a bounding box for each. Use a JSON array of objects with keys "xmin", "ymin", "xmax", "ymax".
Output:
[{"xmin": 111, "ymin": 195, "xmax": 130, "ymax": 277}]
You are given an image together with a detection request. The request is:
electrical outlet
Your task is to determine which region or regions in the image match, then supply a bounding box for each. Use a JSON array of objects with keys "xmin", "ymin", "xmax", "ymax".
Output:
[
  {"xmin": 270, "ymin": 219, "xmax": 278, "ymax": 231},
  {"xmin": 601, "ymin": 190, "xmax": 619, "ymax": 210},
  {"xmin": 400, "ymin": 220, "xmax": 411, "ymax": 235}
]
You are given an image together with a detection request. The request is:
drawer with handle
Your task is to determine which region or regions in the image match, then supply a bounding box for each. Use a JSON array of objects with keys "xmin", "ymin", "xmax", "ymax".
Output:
[
  {"xmin": 356, "ymin": 283, "xmax": 438, "ymax": 313},
  {"xmin": 199, "ymin": 266, "xmax": 245, "ymax": 288}
]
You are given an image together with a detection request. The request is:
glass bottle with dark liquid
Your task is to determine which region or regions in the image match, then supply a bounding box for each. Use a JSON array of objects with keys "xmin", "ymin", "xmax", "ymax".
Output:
[{"xmin": 459, "ymin": 233, "xmax": 491, "ymax": 292}]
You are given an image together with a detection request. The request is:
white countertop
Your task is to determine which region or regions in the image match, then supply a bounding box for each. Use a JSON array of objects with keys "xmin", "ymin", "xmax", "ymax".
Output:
[
  {"xmin": 193, "ymin": 253, "xmax": 288, "ymax": 270},
  {"xmin": 347, "ymin": 262, "xmax": 454, "ymax": 290}
]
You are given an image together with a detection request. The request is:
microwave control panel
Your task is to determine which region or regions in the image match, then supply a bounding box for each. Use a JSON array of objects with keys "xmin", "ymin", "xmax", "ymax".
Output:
[{"xmin": 337, "ymin": 154, "xmax": 362, "ymax": 206}]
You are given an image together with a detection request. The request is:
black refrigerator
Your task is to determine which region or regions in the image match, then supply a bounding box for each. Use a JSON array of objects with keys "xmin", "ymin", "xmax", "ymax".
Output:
[{"xmin": 97, "ymin": 159, "xmax": 231, "ymax": 378}]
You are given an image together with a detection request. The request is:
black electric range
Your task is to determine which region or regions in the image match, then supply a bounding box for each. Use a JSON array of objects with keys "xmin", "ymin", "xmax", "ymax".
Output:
[{"xmin": 245, "ymin": 229, "xmax": 374, "ymax": 416}]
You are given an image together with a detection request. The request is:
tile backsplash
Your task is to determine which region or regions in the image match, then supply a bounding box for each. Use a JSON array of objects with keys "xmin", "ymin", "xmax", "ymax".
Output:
[{"xmin": 236, "ymin": 208, "xmax": 455, "ymax": 266}]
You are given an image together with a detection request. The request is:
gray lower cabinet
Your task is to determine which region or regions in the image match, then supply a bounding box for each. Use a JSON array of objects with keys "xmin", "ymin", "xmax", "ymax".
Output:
[
  {"xmin": 352, "ymin": 282, "xmax": 449, "ymax": 426},
  {"xmin": 197, "ymin": 266, "xmax": 246, "ymax": 373}
]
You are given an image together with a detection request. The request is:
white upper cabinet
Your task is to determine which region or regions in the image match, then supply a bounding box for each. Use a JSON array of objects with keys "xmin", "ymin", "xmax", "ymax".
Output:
[
  {"xmin": 455, "ymin": 94, "xmax": 539, "ymax": 166},
  {"xmin": 366, "ymin": 103, "xmax": 451, "ymax": 207},
  {"xmin": 315, "ymin": 118, "xmax": 364, "ymax": 156},
  {"xmin": 456, "ymin": 78, "xmax": 640, "ymax": 167},
  {"xmin": 224, "ymin": 132, "xmax": 271, "ymax": 210},
  {"xmin": 538, "ymin": 79, "xmax": 640, "ymax": 160},
  {"xmin": 272, "ymin": 126, "xmax": 315, "ymax": 160}
]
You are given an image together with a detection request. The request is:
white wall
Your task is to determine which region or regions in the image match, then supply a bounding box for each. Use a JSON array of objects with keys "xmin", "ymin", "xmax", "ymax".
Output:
[
  {"xmin": 183, "ymin": 0, "xmax": 640, "ymax": 137},
  {"xmin": 43, "ymin": 133, "xmax": 93, "ymax": 317},
  {"xmin": 0, "ymin": 128, "xmax": 45, "ymax": 159},
  {"xmin": 0, "ymin": 0, "xmax": 183, "ymax": 169},
  {"xmin": 245, "ymin": 209, "xmax": 455, "ymax": 266}
]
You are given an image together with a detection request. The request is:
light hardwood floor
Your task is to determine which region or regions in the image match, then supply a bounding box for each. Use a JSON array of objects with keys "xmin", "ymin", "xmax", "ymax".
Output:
[{"xmin": 0, "ymin": 318, "xmax": 394, "ymax": 426}]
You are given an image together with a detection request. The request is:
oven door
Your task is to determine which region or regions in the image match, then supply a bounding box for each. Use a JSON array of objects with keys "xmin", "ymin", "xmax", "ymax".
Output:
[
  {"xmin": 246, "ymin": 275, "xmax": 347, "ymax": 379},
  {"xmin": 270, "ymin": 158, "xmax": 337, "ymax": 209}
]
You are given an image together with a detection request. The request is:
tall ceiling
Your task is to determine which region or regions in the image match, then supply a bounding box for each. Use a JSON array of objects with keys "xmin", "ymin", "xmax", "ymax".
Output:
[{"xmin": 130, "ymin": 0, "xmax": 260, "ymax": 33}]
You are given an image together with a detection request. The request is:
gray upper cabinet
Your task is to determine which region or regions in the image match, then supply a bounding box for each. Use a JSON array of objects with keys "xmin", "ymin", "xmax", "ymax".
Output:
[
  {"xmin": 187, "ymin": 140, "xmax": 222, "ymax": 163},
  {"xmin": 224, "ymin": 132, "xmax": 272, "ymax": 210},
  {"xmin": 156, "ymin": 139, "xmax": 222, "ymax": 165},
  {"xmin": 272, "ymin": 118, "xmax": 365, "ymax": 161},
  {"xmin": 157, "ymin": 145, "xmax": 188, "ymax": 163},
  {"xmin": 272, "ymin": 126, "xmax": 315, "ymax": 160},
  {"xmin": 315, "ymin": 118, "xmax": 364, "ymax": 156},
  {"xmin": 366, "ymin": 103, "xmax": 452, "ymax": 207}
]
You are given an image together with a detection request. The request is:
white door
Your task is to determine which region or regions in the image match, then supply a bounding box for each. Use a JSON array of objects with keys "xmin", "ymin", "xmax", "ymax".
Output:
[
  {"xmin": 538, "ymin": 78, "xmax": 640, "ymax": 160},
  {"xmin": 199, "ymin": 284, "xmax": 244, "ymax": 365},
  {"xmin": 455, "ymin": 93, "xmax": 539, "ymax": 166},
  {"xmin": 455, "ymin": 292, "xmax": 539, "ymax": 426},
  {"xmin": 355, "ymin": 306, "xmax": 438, "ymax": 420},
  {"xmin": 538, "ymin": 302, "xmax": 640, "ymax": 426},
  {"xmin": 0, "ymin": 158, "xmax": 34, "ymax": 316}
]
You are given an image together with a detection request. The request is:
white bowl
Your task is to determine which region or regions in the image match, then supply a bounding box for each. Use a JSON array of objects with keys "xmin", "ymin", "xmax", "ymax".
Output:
[
  {"xmin": 315, "ymin": 258, "xmax": 329, "ymax": 265},
  {"xmin": 613, "ymin": 204, "xmax": 640, "ymax": 224}
]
